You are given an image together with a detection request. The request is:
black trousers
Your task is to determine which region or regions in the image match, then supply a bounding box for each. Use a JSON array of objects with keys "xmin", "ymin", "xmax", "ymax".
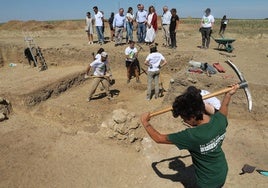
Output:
[
  {"xmin": 170, "ymin": 30, "xmax": 177, "ymax": 48},
  {"xmin": 200, "ymin": 27, "xmax": 211, "ymax": 48}
]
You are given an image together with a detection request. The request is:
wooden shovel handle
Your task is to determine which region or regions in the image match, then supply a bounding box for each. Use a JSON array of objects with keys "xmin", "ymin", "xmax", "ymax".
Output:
[{"xmin": 149, "ymin": 87, "xmax": 233, "ymax": 118}]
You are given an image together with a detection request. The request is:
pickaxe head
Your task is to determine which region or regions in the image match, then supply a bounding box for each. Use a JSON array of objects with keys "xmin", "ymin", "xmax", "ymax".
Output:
[{"xmin": 225, "ymin": 60, "xmax": 252, "ymax": 111}]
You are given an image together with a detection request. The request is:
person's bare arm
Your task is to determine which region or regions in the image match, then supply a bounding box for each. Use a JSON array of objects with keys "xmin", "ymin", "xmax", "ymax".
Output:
[
  {"xmin": 144, "ymin": 60, "xmax": 150, "ymax": 67},
  {"xmin": 211, "ymin": 21, "xmax": 214, "ymax": 29},
  {"xmin": 160, "ymin": 59, "xmax": 167, "ymax": 67},
  {"xmin": 125, "ymin": 54, "xmax": 129, "ymax": 59},
  {"xmin": 141, "ymin": 113, "xmax": 172, "ymax": 144},
  {"xmin": 175, "ymin": 20, "xmax": 179, "ymax": 32},
  {"xmin": 86, "ymin": 65, "xmax": 91, "ymax": 75},
  {"xmin": 219, "ymin": 84, "xmax": 239, "ymax": 116}
]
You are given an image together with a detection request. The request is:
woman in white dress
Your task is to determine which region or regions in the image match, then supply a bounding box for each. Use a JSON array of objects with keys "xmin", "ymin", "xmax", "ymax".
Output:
[
  {"xmin": 85, "ymin": 12, "xmax": 94, "ymax": 44},
  {"xmin": 145, "ymin": 6, "xmax": 158, "ymax": 45}
]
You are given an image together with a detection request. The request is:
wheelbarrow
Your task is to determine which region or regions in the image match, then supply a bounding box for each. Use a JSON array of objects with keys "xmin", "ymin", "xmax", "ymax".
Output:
[{"xmin": 211, "ymin": 35, "xmax": 236, "ymax": 53}]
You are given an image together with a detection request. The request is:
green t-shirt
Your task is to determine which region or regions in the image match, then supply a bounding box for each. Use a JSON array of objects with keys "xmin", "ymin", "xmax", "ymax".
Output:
[{"xmin": 168, "ymin": 112, "xmax": 228, "ymax": 188}]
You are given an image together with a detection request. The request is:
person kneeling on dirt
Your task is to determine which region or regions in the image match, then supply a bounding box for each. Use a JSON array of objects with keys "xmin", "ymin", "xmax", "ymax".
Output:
[
  {"xmin": 125, "ymin": 40, "xmax": 140, "ymax": 83},
  {"xmin": 85, "ymin": 51, "xmax": 112, "ymax": 102},
  {"xmin": 141, "ymin": 84, "xmax": 240, "ymax": 188},
  {"xmin": 144, "ymin": 43, "xmax": 167, "ymax": 100}
]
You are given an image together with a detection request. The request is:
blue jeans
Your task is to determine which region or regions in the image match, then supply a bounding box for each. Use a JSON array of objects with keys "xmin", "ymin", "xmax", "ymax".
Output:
[
  {"xmin": 137, "ymin": 23, "xmax": 146, "ymax": 43},
  {"xmin": 126, "ymin": 22, "xmax": 133, "ymax": 42},
  {"xmin": 96, "ymin": 26, "xmax": 104, "ymax": 43}
]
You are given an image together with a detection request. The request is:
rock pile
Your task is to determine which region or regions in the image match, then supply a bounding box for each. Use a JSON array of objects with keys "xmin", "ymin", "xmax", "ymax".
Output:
[
  {"xmin": 98, "ymin": 109, "xmax": 144, "ymax": 144},
  {"xmin": 0, "ymin": 97, "xmax": 12, "ymax": 121}
]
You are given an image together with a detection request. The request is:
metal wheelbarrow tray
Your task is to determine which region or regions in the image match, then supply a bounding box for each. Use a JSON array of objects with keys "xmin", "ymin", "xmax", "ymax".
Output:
[{"xmin": 212, "ymin": 36, "xmax": 236, "ymax": 53}]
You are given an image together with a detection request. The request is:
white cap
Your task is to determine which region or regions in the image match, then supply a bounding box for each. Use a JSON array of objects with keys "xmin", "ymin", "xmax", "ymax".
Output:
[{"xmin": 101, "ymin": 52, "xmax": 108, "ymax": 57}]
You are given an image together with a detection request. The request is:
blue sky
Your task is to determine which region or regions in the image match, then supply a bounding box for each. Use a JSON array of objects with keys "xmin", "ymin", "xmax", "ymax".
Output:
[{"xmin": 0, "ymin": 0, "xmax": 267, "ymax": 23}]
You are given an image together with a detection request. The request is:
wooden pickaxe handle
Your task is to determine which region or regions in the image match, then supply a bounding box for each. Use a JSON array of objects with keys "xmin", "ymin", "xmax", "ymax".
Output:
[
  {"xmin": 149, "ymin": 106, "xmax": 173, "ymax": 118},
  {"xmin": 84, "ymin": 74, "xmax": 111, "ymax": 79},
  {"xmin": 149, "ymin": 86, "xmax": 236, "ymax": 118}
]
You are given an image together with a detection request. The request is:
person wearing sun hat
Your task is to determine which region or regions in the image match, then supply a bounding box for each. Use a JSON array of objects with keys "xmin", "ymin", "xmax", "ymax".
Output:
[
  {"xmin": 85, "ymin": 51, "xmax": 112, "ymax": 101},
  {"xmin": 144, "ymin": 43, "xmax": 167, "ymax": 100}
]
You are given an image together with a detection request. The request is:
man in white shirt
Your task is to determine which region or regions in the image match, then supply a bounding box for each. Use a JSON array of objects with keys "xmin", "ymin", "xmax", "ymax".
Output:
[
  {"xmin": 144, "ymin": 44, "xmax": 167, "ymax": 100},
  {"xmin": 85, "ymin": 52, "xmax": 111, "ymax": 101},
  {"xmin": 93, "ymin": 6, "xmax": 104, "ymax": 45},
  {"xmin": 135, "ymin": 4, "xmax": 147, "ymax": 43},
  {"xmin": 161, "ymin": 6, "xmax": 172, "ymax": 47},
  {"xmin": 200, "ymin": 8, "xmax": 215, "ymax": 49},
  {"xmin": 113, "ymin": 8, "xmax": 126, "ymax": 46}
]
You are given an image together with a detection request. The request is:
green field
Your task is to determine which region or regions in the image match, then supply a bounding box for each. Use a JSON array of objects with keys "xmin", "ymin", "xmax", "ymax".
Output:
[
  {"xmin": 181, "ymin": 18, "xmax": 268, "ymax": 36},
  {"xmin": 1, "ymin": 18, "xmax": 267, "ymax": 37}
]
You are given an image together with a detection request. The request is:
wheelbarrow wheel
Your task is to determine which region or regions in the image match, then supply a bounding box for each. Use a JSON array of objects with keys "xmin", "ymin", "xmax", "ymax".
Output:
[{"xmin": 226, "ymin": 44, "xmax": 233, "ymax": 53}]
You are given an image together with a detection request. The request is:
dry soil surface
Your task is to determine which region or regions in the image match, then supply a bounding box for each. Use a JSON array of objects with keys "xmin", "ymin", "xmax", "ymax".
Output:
[{"xmin": 0, "ymin": 20, "xmax": 268, "ymax": 188}]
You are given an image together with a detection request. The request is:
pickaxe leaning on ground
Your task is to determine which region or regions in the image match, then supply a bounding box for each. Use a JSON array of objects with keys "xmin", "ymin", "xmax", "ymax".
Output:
[{"xmin": 149, "ymin": 60, "xmax": 252, "ymax": 118}]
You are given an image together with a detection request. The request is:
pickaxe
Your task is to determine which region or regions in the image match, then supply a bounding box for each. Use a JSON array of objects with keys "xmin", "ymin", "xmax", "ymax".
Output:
[
  {"xmin": 149, "ymin": 59, "xmax": 252, "ymax": 117},
  {"xmin": 136, "ymin": 43, "xmax": 144, "ymax": 51}
]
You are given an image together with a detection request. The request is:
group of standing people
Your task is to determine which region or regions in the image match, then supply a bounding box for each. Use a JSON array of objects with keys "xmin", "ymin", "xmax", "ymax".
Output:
[
  {"xmin": 110, "ymin": 4, "xmax": 159, "ymax": 46},
  {"xmin": 85, "ymin": 4, "xmax": 180, "ymax": 49},
  {"xmin": 111, "ymin": 4, "xmax": 180, "ymax": 48},
  {"xmin": 86, "ymin": 5, "xmax": 229, "ymax": 51}
]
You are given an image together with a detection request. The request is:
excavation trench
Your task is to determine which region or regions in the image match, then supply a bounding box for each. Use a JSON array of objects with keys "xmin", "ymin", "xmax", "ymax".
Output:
[{"xmin": 23, "ymin": 72, "xmax": 85, "ymax": 106}]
